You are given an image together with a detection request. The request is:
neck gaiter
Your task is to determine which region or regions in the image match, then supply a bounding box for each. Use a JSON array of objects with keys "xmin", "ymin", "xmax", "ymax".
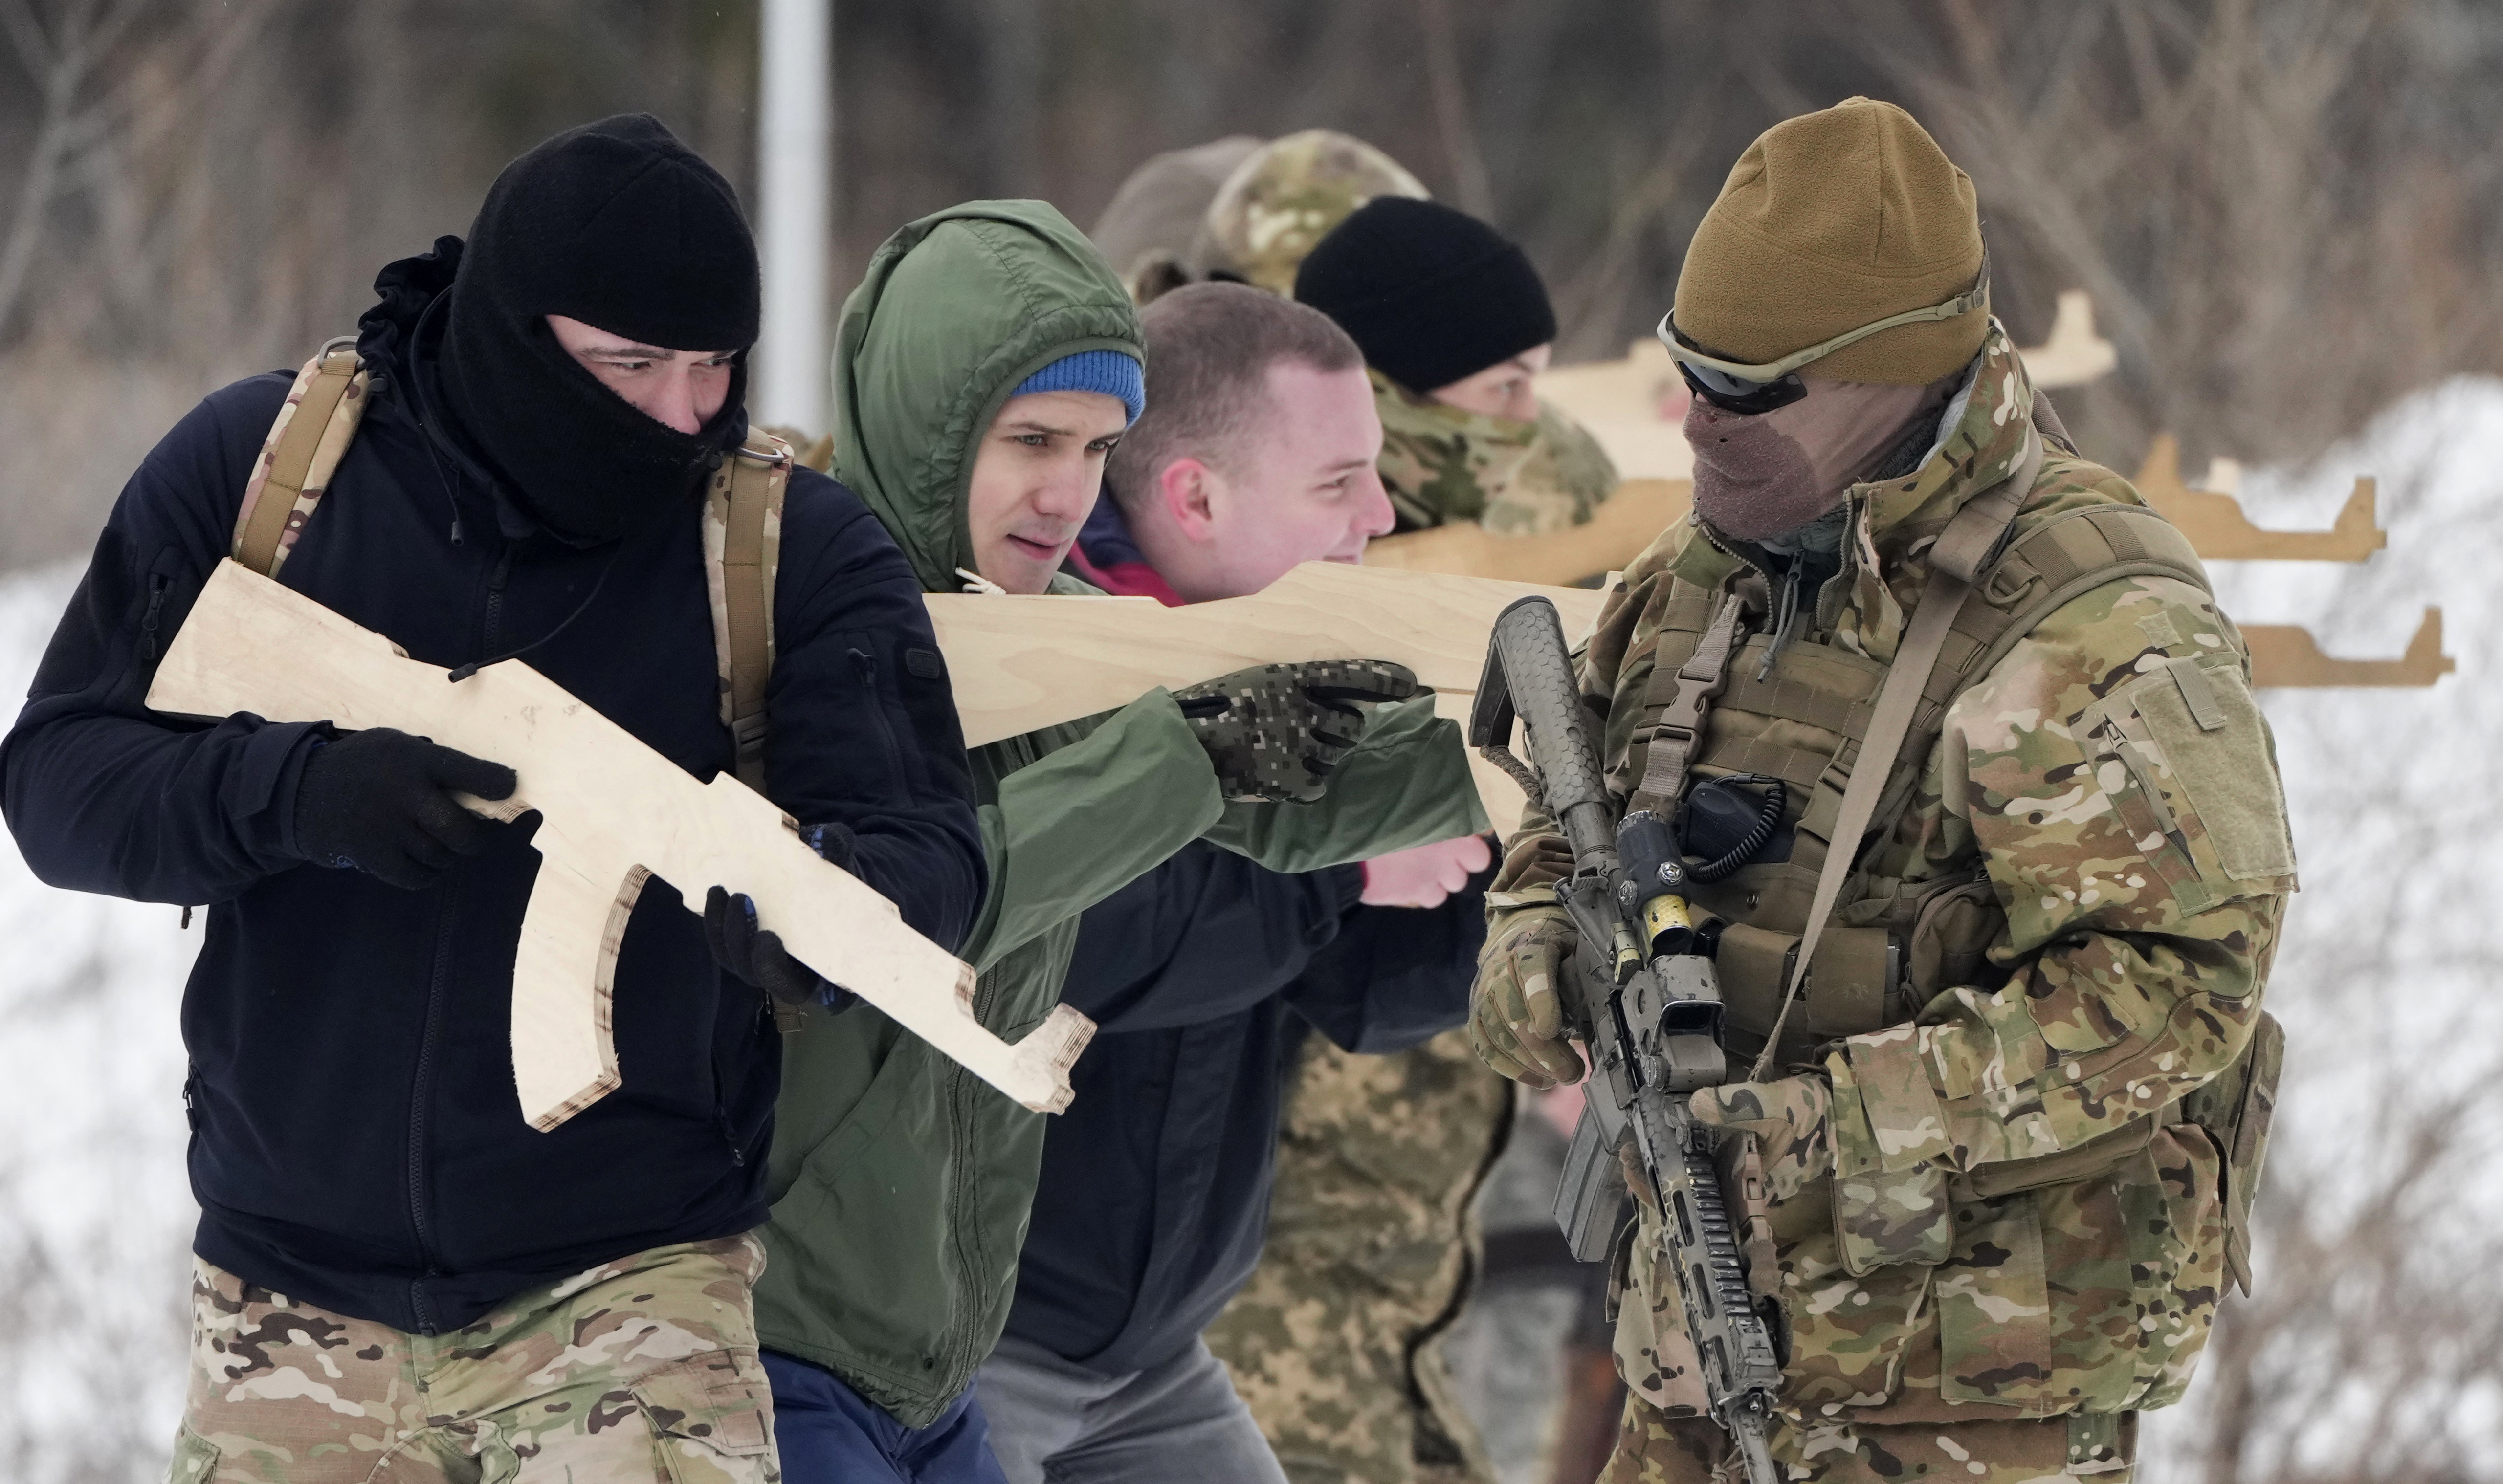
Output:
[{"xmin": 1686, "ymin": 378, "xmax": 1941, "ymax": 543}]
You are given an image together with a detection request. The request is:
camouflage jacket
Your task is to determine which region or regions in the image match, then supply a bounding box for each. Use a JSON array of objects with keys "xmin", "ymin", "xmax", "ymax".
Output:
[
  {"xmin": 1372, "ymin": 370, "xmax": 1619, "ymax": 536},
  {"xmin": 1489, "ymin": 327, "xmax": 2295, "ymax": 1424}
]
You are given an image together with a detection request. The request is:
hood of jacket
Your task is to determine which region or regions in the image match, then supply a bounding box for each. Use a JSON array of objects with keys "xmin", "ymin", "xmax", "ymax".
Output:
[
  {"xmin": 350, "ymin": 236, "xmax": 717, "ymax": 548},
  {"xmin": 833, "ymin": 200, "xmax": 1144, "ymax": 595}
]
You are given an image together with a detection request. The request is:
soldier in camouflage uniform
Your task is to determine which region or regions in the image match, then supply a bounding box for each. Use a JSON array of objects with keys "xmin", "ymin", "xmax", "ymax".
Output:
[
  {"xmin": 1296, "ymin": 196, "xmax": 1617, "ymax": 537},
  {"xmin": 1089, "ymin": 136, "xmax": 1267, "ymax": 304},
  {"xmin": 1469, "ymin": 99, "xmax": 2291, "ymax": 1483},
  {"xmin": 1192, "ymin": 130, "xmax": 1430, "ymax": 295},
  {"xmin": 1369, "ymin": 377, "xmax": 1618, "ymax": 537},
  {"xmin": 1202, "ymin": 1024, "xmax": 1508, "ymax": 1484}
]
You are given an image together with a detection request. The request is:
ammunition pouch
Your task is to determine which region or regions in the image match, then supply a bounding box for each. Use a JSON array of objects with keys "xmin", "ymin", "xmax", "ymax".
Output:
[
  {"xmin": 1706, "ymin": 868, "xmax": 2009, "ymax": 1070},
  {"xmin": 2177, "ymin": 1009, "xmax": 2285, "ymax": 1295},
  {"xmin": 1952, "ymin": 1105, "xmax": 2171, "ymax": 1203}
]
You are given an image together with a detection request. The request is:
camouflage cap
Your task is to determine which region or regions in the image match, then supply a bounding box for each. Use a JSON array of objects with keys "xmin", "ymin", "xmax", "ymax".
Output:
[{"xmin": 1192, "ymin": 130, "xmax": 1429, "ymax": 295}]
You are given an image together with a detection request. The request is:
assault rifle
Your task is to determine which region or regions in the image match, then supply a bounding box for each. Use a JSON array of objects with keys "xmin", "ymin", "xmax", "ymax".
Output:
[{"xmin": 1469, "ymin": 596, "xmax": 1784, "ymax": 1484}]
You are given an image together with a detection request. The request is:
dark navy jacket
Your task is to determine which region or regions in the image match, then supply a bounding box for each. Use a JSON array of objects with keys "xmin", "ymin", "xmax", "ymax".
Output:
[
  {"xmin": 0, "ymin": 244, "xmax": 985, "ymax": 1334},
  {"xmin": 1005, "ymin": 840, "xmax": 1490, "ymax": 1375}
]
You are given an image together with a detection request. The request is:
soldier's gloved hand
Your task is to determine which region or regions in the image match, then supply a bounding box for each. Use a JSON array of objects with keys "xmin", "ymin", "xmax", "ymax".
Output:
[
  {"xmin": 705, "ymin": 821, "xmax": 861, "ymax": 1014},
  {"xmin": 1469, "ymin": 905, "xmax": 1585, "ymax": 1088},
  {"xmin": 1690, "ymin": 1073, "xmax": 1834, "ymax": 1201},
  {"xmin": 1171, "ymin": 659, "xmax": 1418, "ymax": 803},
  {"xmin": 292, "ymin": 728, "xmax": 519, "ymax": 891}
]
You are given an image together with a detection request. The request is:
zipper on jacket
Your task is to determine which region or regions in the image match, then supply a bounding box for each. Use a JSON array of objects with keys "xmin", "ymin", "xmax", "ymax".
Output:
[
  {"xmin": 849, "ymin": 648, "xmax": 909, "ymax": 803},
  {"xmin": 136, "ymin": 573, "xmax": 170, "ymax": 665},
  {"xmin": 481, "ymin": 547, "xmax": 515, "ymax": 655},
  {"xmin": 404, "ymin": 878, "xmax": 460, "ymax": 1335}
]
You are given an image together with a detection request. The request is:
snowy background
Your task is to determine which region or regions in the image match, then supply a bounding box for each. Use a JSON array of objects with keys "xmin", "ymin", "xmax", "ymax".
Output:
[
  {"xmin": 1, "ymin": 1, "xmax": 2498, "ymax": 1480},
  {"xmin": 2, "ymin": 377, "xmax": 2499, "ymax": 1481}
]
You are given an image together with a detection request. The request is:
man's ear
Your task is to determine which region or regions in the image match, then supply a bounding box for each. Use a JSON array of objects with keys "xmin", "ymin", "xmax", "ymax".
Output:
[{"xmin": 1157, "ymin": 457, "xmax": 1222, "ymax": 544}]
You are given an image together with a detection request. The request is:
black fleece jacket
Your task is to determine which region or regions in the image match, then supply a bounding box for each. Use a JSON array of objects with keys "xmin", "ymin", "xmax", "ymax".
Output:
[
  {"xmin": 1005, "ymin": 840, "xmax": 1490, "ymax": 1375},
  {"xmin": 0, "ymin": 242, "xmax": 985, "ymax": 1333}
]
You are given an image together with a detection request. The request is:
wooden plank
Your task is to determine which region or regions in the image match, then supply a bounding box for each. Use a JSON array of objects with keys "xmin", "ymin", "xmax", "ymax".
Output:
[
  {"xmin": 2133, "ymin": 434, "xmax": 2387, "ymax": 563},
  {"xmin": 2247, "ymin": 607, "xmax": 2455, "ymax": 689},
  {"xmin": 2019, "ymin": 290, "xmax": 2119, "ymax": 389},
  {"xmin": 927, "ymin": 561, "xmax": 1610, "ymax": 749},
  {"xmin": 1364, "ymin": 478, "xmax": 1688, "ymax": 586},
  {"xmin": 147, "ymin": 560, "xmax": 1092, "ymax": 1130}
]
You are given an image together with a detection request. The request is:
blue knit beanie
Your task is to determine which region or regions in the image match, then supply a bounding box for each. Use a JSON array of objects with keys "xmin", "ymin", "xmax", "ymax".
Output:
[{"xmin": 1011, "ymin": 349, "xmax": 1145, "ymax": 425}]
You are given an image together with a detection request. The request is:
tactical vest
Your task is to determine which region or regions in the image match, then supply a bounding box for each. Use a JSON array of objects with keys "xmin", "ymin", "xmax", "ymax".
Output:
[
  {"xmin": 233, "ymin": 337, "xmax": 792, "ymax": 792},
  {"xmin": 1627, "ymin": 447, "xmax": 2285, "ymax": 1289}
]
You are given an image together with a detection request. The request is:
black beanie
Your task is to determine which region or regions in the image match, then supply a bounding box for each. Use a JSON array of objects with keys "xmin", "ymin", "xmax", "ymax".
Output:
[
  {"xmin": 441, "ymin": 114, "xmax": 760, "ymax": 546},
  {"xmin": 1292, "ymin": 197, "xmax": 1557, "ymax": 396}
]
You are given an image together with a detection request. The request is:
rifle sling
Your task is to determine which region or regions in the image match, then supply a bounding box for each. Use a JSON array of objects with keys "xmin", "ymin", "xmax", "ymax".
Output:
[{"xmin": 1748, "ymin": 428, "xmax": 2042, "ymax": 1080}]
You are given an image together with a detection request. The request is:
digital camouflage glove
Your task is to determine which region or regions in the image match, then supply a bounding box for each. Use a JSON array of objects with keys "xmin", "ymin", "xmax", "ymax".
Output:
[
  {"xmin": 1171, "ymin": 659, "xmax": 1418, "ymax": 803},
  {"xmin": 1690, "ymin": 1072, "xmax": 1834, "ymax": 1201},
  {"xmin": 1468, "ymin": 904, "xmax": 1584, "ymax": 1088}
]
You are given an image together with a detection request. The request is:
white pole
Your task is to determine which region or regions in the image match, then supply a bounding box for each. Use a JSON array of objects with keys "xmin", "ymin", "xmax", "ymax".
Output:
[{"xmin": 755, "ymin": 0, "xmax": 832, "ymax": 434}]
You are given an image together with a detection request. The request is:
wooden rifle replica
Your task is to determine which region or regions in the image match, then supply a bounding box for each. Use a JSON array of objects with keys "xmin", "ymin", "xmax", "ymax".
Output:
[
  {"xmin": 925, "ymin": 560, "xmax": 1610, "ymax": 836},
  {"xmin": 148, "ymin": 559, "xmax": 1096, "ymax": 1133}
]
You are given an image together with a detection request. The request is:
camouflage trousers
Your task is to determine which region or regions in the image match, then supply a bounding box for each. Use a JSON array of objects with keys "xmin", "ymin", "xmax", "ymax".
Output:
[
  {"xmin": 1598, "ymin": 1397, "xmax": 2135, "ymax": 1483},
  {"xmin": 168, "ymin": 1234, "xmax": 780, "ymax": 1484},
  {"xmin": 1205, "ymin": 1028, "xmax": 1513, "ymax": 1484}
]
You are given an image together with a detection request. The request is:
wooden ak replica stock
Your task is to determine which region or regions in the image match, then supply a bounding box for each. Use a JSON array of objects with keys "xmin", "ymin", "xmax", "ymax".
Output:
[
  {"xmin": 2130, "ymin": 435, "xmax": 2455, "ymax": 688},
  {"xmin": 926, "ymin": 561, "xmax": 1611, "ymax": 835},
  {"xmin": 147, "ymin": 560, "xmax": 1094, "ymax": 1132}
]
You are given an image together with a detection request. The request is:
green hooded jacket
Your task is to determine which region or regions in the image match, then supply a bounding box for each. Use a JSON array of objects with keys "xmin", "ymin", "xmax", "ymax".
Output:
[{"xmin": 752, "ymin": 200, "xmax": 1487, "ymax": 1425}]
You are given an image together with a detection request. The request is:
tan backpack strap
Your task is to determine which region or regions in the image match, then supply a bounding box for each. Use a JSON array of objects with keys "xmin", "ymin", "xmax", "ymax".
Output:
[
  {"xmin": 1750, "ymin": 429, "xmax": 2041, "ymax": 1079},
  {"xmin": 706, "ymin": 433, "xmax": 792, "ymax": 792},
  {"xmin": 1626, "ymin": 593, "xmax": 1749, "ymax": 816},
  {"xmin": 1854, "ymin": 497, "xmax": 2217, "ymax": 847},
  {"xmin": 233, "ymin": 337, "xmax": 369, "ymax": 577}
]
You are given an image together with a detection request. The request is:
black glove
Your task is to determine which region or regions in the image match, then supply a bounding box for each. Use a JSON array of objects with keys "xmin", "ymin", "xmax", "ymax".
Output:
[
  {"xmin": 704, "ymin": 821, "xmax": 860, "ymax": 1014},
  {"xmin": 291, "ymin": 728, "xmax": 519, "ymax": 890},
  {"xmin": 1171, "ymin": 659, "xmax": 1419, "ymax": 803}
]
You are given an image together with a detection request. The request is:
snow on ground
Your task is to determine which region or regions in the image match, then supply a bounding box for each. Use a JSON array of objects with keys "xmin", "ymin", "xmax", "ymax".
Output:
[
  {"xmin": 2135, "ymin": 377, "xmax": 2503, "ymax": 1479},
  {"xmin": 1, "ymin": 378, "xmax": 2499, "ymax": 1480},
  {"xmin": 0, "ymin": 563, "xmax": 199, "ymax": 1482},
  {"xmin": 2189, "ymin": 374, "xmax": 2503, "ymax": 1208}
]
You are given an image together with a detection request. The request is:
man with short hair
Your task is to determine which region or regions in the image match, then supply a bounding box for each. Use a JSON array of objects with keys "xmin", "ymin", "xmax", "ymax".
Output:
[
  {"xmin": 979, "ymin": 280, "xmax": 1495, "ymax": 1484},
  {"xmin": 1069, "ymin": 281, "xmax": 1392, "ymax": 601},
  {"xmin": 3, "ymin": 115, "xmax": 988, "ymax": 1481},
  {"xmin": 1472, "ymin": 98, "xmax": 2292, "ymax": 1483},
  {"xmin": 756, "ymin": 208, "xmax": 1486, "ymax": 1484}
]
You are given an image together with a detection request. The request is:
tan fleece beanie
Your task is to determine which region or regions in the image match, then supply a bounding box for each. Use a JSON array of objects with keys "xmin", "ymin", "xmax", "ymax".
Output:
[{"xmin": 1672, "ymin": 98, "xmax": 1987, "ymax": 386}]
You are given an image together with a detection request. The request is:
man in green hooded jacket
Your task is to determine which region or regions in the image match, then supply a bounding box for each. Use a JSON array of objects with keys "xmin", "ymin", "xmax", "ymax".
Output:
[{"xmin": 750, "ymin": 201, "xmax": 1488, "ymax": 1483}]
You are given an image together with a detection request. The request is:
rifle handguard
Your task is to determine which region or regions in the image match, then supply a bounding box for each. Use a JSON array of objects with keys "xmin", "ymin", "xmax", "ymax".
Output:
[{"xmin": 1473, "ymin": 597, "xmax": 1615, "ymax": 873}]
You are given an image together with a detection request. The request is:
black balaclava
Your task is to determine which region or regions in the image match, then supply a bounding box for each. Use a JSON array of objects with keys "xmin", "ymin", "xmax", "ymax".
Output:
[{"xmin": 441, "ymin": 113, "xmax": 761, "ymax": 546}]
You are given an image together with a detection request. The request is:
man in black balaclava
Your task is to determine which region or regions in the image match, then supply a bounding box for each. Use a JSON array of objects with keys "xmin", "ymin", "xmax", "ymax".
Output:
[
  {"xmin": 4, "ymin": 114, "xmax": 986, "ymax": 1480},
  {"xmin": 442, "ymin": 112, "xmax": 758, "ymax": 545}
]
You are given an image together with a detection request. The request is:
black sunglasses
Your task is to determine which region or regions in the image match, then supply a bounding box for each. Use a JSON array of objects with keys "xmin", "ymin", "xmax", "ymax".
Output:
[{"xmin": 1674, "ymin": 356, "xmax": 1808, "ymax": 415}]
